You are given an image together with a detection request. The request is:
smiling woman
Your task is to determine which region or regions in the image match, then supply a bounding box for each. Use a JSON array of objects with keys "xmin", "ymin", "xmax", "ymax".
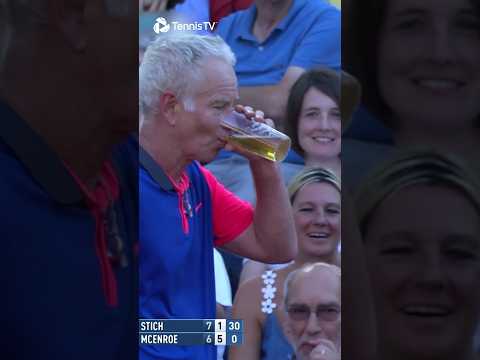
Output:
[
  {"xmin": 344, "ymin": 0, "xmax": 480, "ymax": 162},
  {"xmin": 228, "ymin": 167, "xmax": 341, "ymax": 360},
  {"xmin": 355, "ymin": 149, "xmax": 480, "ymax": 360},
  {"xmin": 286, "ymin": 69, "xmax": 341, "ymax": 168},
  {"xmin": 285, "ymin": 67, "xmax": 361, "ymax": 177}
]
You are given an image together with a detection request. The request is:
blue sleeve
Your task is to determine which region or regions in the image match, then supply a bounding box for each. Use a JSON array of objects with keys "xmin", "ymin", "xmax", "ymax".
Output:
[{"xmin": 290, "ymin": 7, "xmax": 341, "ymax": 70}]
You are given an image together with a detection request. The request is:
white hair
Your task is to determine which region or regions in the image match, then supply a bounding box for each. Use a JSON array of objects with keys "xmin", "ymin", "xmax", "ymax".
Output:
[
  {"xmin": 139, "ymin": 32, "xmax": 236, "ymax": 117},
  {"xmin": 284, "ymin": 262, "xmax": 341, "ymax": 307}
]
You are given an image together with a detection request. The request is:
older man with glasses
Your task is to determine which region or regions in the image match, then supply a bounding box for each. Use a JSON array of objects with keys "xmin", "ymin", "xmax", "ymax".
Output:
[{"xmin": 283, "ymin": 263, "xmax": 341, "ymax": 360}]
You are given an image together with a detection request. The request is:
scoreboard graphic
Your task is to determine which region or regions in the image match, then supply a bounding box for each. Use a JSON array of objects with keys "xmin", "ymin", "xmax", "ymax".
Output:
[{"xmin": 139, "ymin": 319, "xmax": 244, "ymax": 346}]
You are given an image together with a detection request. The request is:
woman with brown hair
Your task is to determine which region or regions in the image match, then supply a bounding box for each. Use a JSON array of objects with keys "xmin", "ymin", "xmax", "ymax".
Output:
[
  {"xmin": 284, "ymin": 67, "xmax": 360, "ymax": 177},
  {"xmin": 344, "ymin": 0, "xmax": 480, "ymax": 163},
  {"xmin": 239, "ymin": 67, "xmax": 360, "ymax": 286}
]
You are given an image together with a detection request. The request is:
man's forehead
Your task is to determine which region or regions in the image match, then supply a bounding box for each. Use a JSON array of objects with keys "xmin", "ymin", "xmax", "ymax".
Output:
[
  {"xmin": 181, "ymin": 57, "xmax": 237, "ymax": 100},
  {"xmin": 289, "ymin": 292, "xmax": 340, "ymax": 306},
  {"xmin": 202, "ymin": 89, "xmax": 239, "ymax": 101},
  {"xmin": 290, "ymin": 272, "xmax": 340, "ymax": 301},
  {"xmin": 199, "ymin": 57, "xmax": 236, "ymax": 78},
  {"xmin": 195, "ymin": 80, "xmax": 238, "ymax": 100}
]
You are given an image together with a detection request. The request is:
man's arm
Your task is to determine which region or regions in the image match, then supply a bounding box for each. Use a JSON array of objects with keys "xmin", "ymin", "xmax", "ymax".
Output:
[
  {"xmin": 221, "ymin": 158, "xmax": 297, "ymax": 264},
  {"xmin": 237, "ymin": 66, "xmax": 305, "ymax": 130}
]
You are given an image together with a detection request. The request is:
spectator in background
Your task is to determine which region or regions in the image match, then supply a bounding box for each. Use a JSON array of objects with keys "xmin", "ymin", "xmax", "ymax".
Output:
[
  {"xmin": 0, "ymin": 1, "xmax": 138, "ymax": 359},
  {"xmin": 216, "ymin": 0, "xmax": 341, "ymax": 129},
  {"xmin": 207, "ymin": 68, "xmax": 359, "ymax": 205},
  {"xmin": 173, "ymin": 0, "xmax": 209, "ymax": 33},
  {"xmin": 140, "ymin": 0, "xmax": 243, "ymax": 34},
  {"xmin": 237, "ymin": 68, "xmax": 360, "ymax": 284},
  {"xmin": 228, "ymin": 167, "xmax": 341, "ymax": 360},
  {"xmin": 355, "ymin": 150, "xmax": 480, "ymax": 360},
  {"xmin": 210, "ymin": 0, "xmax": 253, "ymax": 24},
  {"xmin": 209, "ymin": 0, "xmax": 340, "ymax": 290},
  {"xmin": 139, "ymin": 33, "xmax": 297, "ymax": 360},
  {"xmin": 164, "ymin": 0, "xmax": 254, "ymax": 36},
  {"xmin": 343, "ymin": 0, "xmax": 480, "ymax": 165},
  {"xmin": 285, "ymin": 68, "xmax": 361, "ymax": 177},
  {"xmin": 282, "ymin": 263, "xmax": 342, "ymax": 360}
]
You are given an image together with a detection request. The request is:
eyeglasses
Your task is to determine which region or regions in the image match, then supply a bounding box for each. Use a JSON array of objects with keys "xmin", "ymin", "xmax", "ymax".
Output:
[{"xmin": 286, "ymin": 304, "xmax": 340, "ymax": 322}]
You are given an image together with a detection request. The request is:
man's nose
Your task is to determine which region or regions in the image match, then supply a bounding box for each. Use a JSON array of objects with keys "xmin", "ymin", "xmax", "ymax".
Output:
[{"xmin": 305, "ymin": 312, "xmax": 323, "ymax": 335}]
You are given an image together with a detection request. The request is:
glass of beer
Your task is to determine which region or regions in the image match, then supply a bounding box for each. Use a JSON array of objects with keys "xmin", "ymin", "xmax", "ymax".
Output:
[{"xmin": 220, "ymin": 111, "xmax": 291, "ymax": 162}]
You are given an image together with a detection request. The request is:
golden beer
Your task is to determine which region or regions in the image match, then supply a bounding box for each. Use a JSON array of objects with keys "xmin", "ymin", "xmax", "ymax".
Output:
[
  {"xmin": 221, "ymin": 111, "xmax": 291, "ymax": 162},
  {"xmin": 227, "ymin": 134, "xmax": 290, "ymax": 162}
]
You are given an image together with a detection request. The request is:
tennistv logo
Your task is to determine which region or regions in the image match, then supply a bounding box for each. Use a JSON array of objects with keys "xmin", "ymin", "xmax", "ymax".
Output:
[
  {"xmin": 153, "ymin": 17, "xmax": 216, "ymax": 34},
  {"xmin": 153, "ymin": 17, "xmax": 170, "ymax": 33}
]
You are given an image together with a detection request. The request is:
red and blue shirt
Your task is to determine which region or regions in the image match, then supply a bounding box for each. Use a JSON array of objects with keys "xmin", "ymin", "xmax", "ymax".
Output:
[{"xmin": 139, "ymin": 147, "xmax": 253, "ymax": 360}]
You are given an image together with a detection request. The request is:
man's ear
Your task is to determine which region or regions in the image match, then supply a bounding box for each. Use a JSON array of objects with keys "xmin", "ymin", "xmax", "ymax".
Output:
[
  {"xmin": 49, "ymin": 0, "xmax": 87, "ymax": 52},
  {"xmin": 159, "ymin": 92, "xmax": 180, "ymax": 126}
]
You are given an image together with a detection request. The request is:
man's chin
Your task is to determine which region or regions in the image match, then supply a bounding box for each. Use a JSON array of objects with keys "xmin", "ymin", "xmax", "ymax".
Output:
[{"xmin": 197, "ymin": 149, "xmax": 222, "ymax": 165}]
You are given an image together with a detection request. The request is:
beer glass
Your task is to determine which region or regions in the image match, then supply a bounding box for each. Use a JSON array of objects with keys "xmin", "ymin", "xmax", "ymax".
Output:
[{"xmin": 220, "ymin": 111, "xmax": 291, "ymax": 162}]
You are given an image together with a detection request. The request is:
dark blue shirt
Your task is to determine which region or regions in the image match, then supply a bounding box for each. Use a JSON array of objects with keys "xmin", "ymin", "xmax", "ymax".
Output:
[{"xmin": 0, "ymin": 102, "xmax": 138, "ymax": 360}]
